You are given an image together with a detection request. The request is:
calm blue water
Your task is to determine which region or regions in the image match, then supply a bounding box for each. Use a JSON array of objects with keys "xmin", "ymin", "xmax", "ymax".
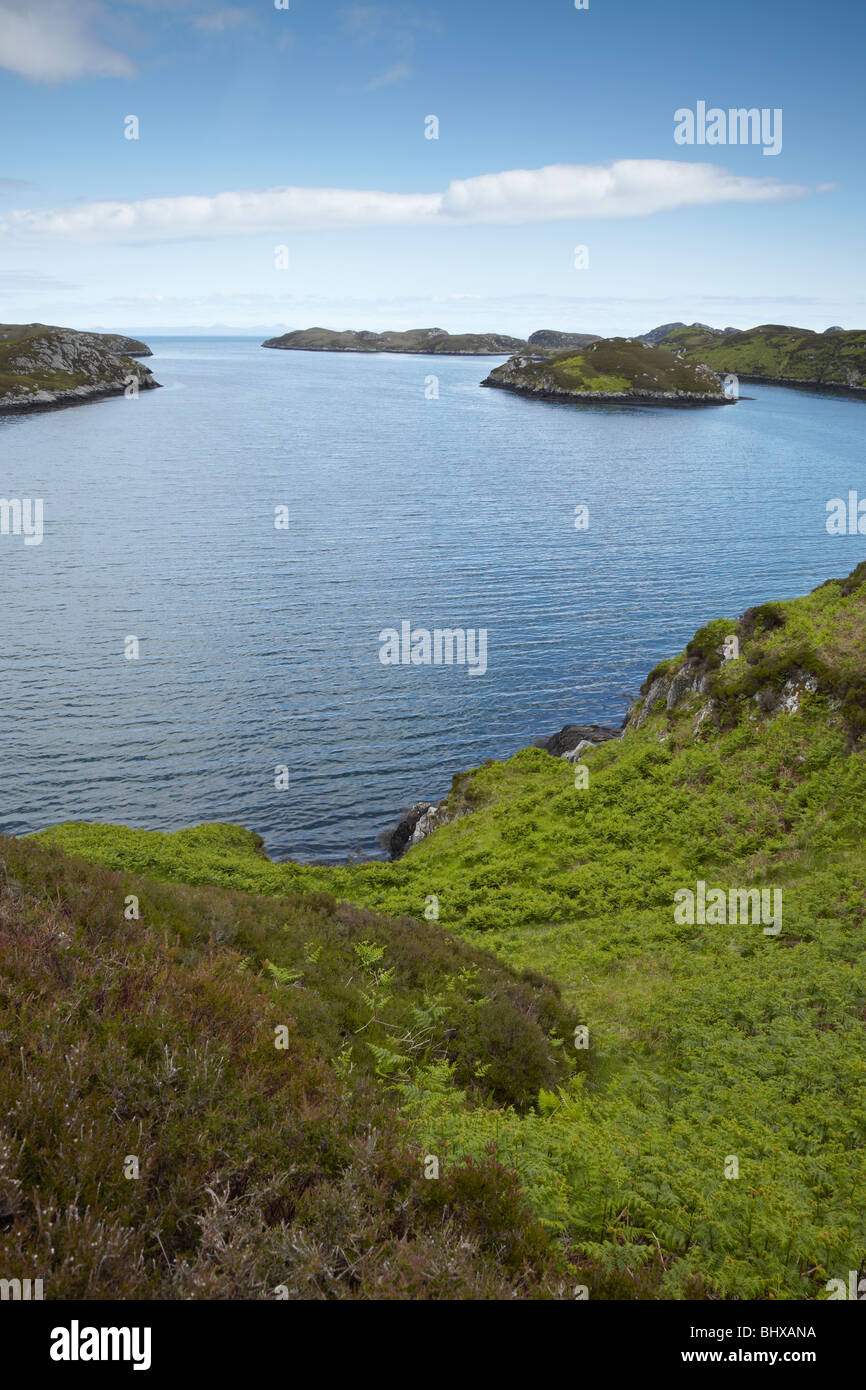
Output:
[{"xmin": 1, "ymin": 337, "xmax": 864, "ymax": 860}]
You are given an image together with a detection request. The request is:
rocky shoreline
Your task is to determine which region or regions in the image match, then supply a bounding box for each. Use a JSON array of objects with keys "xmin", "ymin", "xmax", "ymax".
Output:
[
  {"xmin": 481, "ymin": 379, "xmax": 733, "ymax": 408},
  {"xmin": 0, "ymin": 382, "xmax": 160, "ymax": 415},
  {"xmin": 730, "ymin": 372, "xmax": 866, "ymax": 398}
]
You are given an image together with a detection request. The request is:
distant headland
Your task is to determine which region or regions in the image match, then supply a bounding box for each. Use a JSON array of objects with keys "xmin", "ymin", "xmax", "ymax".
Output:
[
  {"xmin": 261, "ymin": 326, "xmax": 530, "ymax": 355},
  {"xmin": 261, "ymin": 321, "xmax": 866, "ymax": 400}
]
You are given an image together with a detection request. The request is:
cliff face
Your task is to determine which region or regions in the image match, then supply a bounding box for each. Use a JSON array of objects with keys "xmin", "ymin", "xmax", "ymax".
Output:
[
  {"xmin": 262, "ymin": 326, "xmax": 527, "ymax": 355},
  {"xmin": 482, "ymin": 337, "xmax": 732, "ymax": 405},
  {"xmin": 0, "ymin": 325, "xmax": 159, "ymax": 413}
]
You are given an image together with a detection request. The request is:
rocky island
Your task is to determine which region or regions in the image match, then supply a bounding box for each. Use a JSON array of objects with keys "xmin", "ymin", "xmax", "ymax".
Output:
[
  {"xmin": 0, "ymin": 323, "xmax": 159, "ymax": 414},
  {"xmin": 262, "ymin": 326, "xmax": 528, "ymax": 355},
  {"xmin": 482, "ymin": 336, "xmax": 733, "ymax": 406}
]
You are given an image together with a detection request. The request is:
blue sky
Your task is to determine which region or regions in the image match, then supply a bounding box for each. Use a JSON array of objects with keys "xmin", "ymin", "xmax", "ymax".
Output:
[{"xmin": 0, "ymin": 0, "xmax": 863, "ymax": 335}]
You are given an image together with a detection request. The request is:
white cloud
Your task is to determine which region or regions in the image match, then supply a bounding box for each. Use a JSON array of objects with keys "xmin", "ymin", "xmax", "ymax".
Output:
[
  {"xmin": 441, "ymin": 160, "xmax": 807, "ymax": 222},
  {"xmin": 192, "ymin": 7, "xmax": 249, "ymax": 33},
  {"xmin": 0, "ymin": 0, "xmax": 134, "ymax": 81},
  {"xmin": 0, "ymin": 160, "xmax": 810, "ymax": 244},
  {"xmin": 366, "ymin": 61, "xmax": 411, "ymax": 90}
]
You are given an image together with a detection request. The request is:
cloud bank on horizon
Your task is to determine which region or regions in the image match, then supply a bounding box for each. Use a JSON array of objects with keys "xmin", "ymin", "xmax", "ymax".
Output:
[{"xmin": 0, "ymin": 161, "xmax": 810, "ymax": 244}]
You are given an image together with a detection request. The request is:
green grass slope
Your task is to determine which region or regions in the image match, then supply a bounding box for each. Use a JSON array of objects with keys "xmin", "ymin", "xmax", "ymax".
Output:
[
  {"xmin": 33, "ymin": 562, "xmax": 866, "ymax": 1298},
  {"xmin": 0, "ymin": 833, "xmax": 578, "ymax": 1298},
  {"xmin": 660, "ymin": 324, "xmax": 866, "ymax": 392}
]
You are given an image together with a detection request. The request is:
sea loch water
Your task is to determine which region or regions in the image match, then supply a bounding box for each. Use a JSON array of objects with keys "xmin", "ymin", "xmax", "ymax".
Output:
[{"xmin": 1, "ymin": 337, "xmax": 864, "ymax": 860}]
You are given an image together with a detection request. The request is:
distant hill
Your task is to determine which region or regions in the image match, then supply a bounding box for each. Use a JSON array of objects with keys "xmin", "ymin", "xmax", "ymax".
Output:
[
  {"xmin": 262, "ymin": 326, "xmax": 527, "ymax": 355},
  {"xmin": 637, "ymin": 321, "xmax": 743, "ymax": 346},
  {"xmin": 482, "ymin": 337, "xmax": 732, "ymax": 406},
  {"xmin": 647, "ymin": 322, "xmax": 866, "ymax": 392},
  {"xmin": 0, "ymin": 324, "xmax": 159, "ymax": 413},
  {"xmin": 527, "ymin": 329, "xmax": 602, "ymax": 350},
  {"xmin": 638, "ymin": 321, "xmax": 687, "ymax": 344}
]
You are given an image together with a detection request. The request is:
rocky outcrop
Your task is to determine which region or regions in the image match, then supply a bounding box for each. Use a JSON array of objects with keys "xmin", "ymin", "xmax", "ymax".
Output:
[
  {"xmin": 534, "ymin": 723, "xmax": 620, "ymax": 760},
  {"xmin": 624, "ymin": 653, "xmax": 822, "ymax": 738},
  {"xmin": 754, "ymin": 669, "xmax": 819, "ymax": 716},
  {"xmin": 0, "ymin": 325, "xmax": 159, "ymax": 414},
  {"xmin": 78, "ymin": 331, "xmax": 152, "ymax": 358},
  {"xmin": 625, "ymin": 662, "xmax": 714, "ymax": 732},
  {"xmin": 384, "ymin": 801, "xmax": 463, "ymax": 859}
]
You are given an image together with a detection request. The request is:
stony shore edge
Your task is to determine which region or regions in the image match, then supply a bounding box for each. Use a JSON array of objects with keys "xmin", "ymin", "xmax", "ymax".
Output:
[
  {"xmin": 480, "ymin": 377, "xmax": 734, "ymax": 408},
  {"xmin": 0, "ymin": 378, "xmax": 161, "ymax": 415}
]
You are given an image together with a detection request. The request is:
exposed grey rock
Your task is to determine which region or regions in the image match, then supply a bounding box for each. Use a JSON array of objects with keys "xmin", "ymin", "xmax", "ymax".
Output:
[
  {"xmin": 383, "ymin": 801, "xmax": 464, "ymax": 859},
  {"xmin": 753, "ymin": 669, "xmax": 819, "ymax": 717},
  {"xmin": 627, "ymin": 661, "xmax": 709, "ymax": 731},
  {"xmin": 665, "ymin": 668, "xmax": 696, "ymax": 708},
  {"xmin": 535, "ymin": 724, "xmax": 619, "ymax": 758},
  {"xmin": 562, "ymin": 740, "xmax": 595, "ymax": 763}
]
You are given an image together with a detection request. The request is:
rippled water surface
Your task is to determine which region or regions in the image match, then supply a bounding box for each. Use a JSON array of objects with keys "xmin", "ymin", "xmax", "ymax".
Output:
[{"xmin": 2, "ymin": 338, "xmax": 864, "ymax": 859}]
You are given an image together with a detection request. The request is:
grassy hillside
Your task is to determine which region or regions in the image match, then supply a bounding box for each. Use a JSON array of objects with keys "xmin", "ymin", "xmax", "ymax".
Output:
[
  {"xmin": 36, "ymin": 562, "xmax": 866, "ymax": 1298},
  {"xmin": 0, "ymin": 832, "xmax": 580, "ymax": 1298},
  {"xmin": 483, "ymin": 337, "xmax": 731, "ymax": 404},
  {"xmin": 660, "ymin": 323, "xmax": 866, "ymax": 392}
]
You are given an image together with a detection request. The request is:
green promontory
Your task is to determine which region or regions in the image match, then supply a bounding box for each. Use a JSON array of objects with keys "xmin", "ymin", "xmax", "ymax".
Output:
[
  {"xmin": 34, "ymin": 561, "xmax": 866, "ymax": 1298},
  {"xmin": 262, "ymin": 326, "xmax": 527, "ymax": 355},
  {"xmin": 482, "ymin": 336, "xmax": 733, "ymax": 406},
  {"xmin": 0, "ymin": 323, "xmax": 159, "ymax": 414},
  {"xmin": 653, "ymin": 322, "xmax": 866, "ymax": 393}
]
